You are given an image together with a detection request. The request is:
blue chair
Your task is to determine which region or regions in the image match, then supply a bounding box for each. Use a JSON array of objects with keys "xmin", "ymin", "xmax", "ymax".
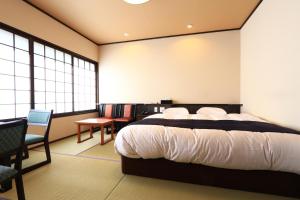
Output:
[
  {"xmin": 0, "ymin": 119, "xmax": 27, "ymax": 200},
  {"xmin": 23, "ymin": 110, "xmax": 53, "ymax": 174}
]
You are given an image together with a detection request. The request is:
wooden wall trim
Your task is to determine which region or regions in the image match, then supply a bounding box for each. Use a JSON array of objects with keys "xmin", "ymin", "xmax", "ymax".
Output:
[
  {"xmin": 240, "ymin": 0, "xmax": 264, "ymax": 28},
  {"xmin": 99, "ymin": 28, "xmax": 240, "ymax": 45}
]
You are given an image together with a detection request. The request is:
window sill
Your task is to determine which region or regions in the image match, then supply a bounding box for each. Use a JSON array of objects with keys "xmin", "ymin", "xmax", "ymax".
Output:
[{"xmin": 0, "ymin": 109, "xmax": 98, "ymax": 122}]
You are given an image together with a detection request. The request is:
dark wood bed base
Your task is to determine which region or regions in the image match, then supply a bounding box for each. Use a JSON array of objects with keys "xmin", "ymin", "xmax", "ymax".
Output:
[{"xmin": 121, "ymin": 156, "xmax": 300, "ymax": 198}]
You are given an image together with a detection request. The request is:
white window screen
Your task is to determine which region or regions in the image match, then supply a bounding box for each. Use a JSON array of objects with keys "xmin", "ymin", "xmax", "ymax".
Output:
[
  {"xmin": 74, "ymin": 57, "xmax": 96, "ymax": 111},
  {"xmin": 0, "ymin": 28, "xmax": 30, "ymax": 120},
  {"xmin": 33, "ymin": 42, "xmax": 73, "ymax": 113}
]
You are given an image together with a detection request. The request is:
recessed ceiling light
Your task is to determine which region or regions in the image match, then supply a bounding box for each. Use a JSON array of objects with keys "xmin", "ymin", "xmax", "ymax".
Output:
[
  {"xmin": 123, "ymin": 0, "xmax": 150, "ymax": 5},
  {"xmin": 187, "ymin": 24, "xmax": 193, "ymax": 29},
  {"xmin": 124, "ymin": 33, "xmax": 129, "ymax": 37}
]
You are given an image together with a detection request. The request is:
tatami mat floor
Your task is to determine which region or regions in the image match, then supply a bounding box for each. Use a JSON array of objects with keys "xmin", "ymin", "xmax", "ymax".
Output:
[
  {"xmin": 2, "ymin": 151, "xmax": 123, "ymax": 200},
  {"xmin": 35, "ymin": 131, "xmax": 116, "ymax": 156},
  {"xmin": 79, "ymin": 141, "xmax": 120, "ymax": 161},
  {"xmin": 106, "ymin": 176, "xmax": 296, "ymax": 200},
  {"xmin": 1, "ymin": 133, "xmax": 297, "ymax": 200}
]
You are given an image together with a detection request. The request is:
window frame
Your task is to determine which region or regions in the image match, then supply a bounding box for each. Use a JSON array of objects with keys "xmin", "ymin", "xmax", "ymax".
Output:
[{"xmin": 0, "ymin": 22, "xmax": 98, "ymax": 120}]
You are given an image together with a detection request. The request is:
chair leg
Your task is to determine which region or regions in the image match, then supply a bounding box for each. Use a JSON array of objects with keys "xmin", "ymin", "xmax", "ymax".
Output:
[
  {"xmin": 23, "ymin": 145, "xmax": 29, "ymax": 160},
  {"xmin": 44, "ymin": 140, "xmax": 51, "ymax": 163},
  {"xmin": 22, "ymin": 140, "xmax": 51, "ymax": 174},
  {"xmin": 15, "ymin": 173, "xmax": 25, "ymax": 200}
]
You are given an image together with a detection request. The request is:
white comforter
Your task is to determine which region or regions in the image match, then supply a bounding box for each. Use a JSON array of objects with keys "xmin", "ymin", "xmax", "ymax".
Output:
[{"xmin": 114, "ymin": 113, "xmax": 300, "ymax": 175}]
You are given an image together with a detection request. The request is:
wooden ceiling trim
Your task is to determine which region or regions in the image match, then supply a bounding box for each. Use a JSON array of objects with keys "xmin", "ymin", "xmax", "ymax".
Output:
[{"xmin": 23, "ymin": 0, "xmax": 263, "ymax": 46}]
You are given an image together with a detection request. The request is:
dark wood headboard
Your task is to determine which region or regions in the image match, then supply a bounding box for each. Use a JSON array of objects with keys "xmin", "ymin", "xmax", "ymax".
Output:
[
  {"xmin": 136, "ymin": 104, "xmax": 242, "ymax": 116},
  {"xmin": 98, "ymin": 103, "xmax": 242, "ymax": 121}
]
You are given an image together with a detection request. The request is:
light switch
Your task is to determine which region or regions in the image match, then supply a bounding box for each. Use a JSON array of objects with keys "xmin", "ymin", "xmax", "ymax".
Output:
[
  {"xmin": 154, "ymin": 107, "xmax": 158, "ymax": 112},
  {"xmin": 160, "ymin": 107, "xmax": 165, "ymax": 113}
]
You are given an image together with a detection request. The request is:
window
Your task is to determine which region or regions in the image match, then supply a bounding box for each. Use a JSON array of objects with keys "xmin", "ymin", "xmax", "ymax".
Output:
[
  {"xmin": 0, "ymin": 29, "xmax": 30, "ymax": 120},
  {"xmin": 33, "ymin": 42, "xmax": 73, "ymax": 113},
  {"xmin": 0, "ymin": 24, "xmax": 98, "ymax": 120},
  {"xmin": 74, "ymin": 57, "xmax": 96, "ymax": 111}
]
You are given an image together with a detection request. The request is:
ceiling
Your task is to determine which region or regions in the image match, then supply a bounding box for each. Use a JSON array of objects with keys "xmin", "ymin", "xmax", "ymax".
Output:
[{"xmin": 26, "ymin": 0, "xmax": 261, "ymax": 45}]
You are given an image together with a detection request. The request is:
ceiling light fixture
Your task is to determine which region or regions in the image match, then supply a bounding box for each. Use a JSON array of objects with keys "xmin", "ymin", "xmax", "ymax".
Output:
[
  {"xmin": 187, "ymin": 24, "xmax": 193, "ymax": 29},
  {"xmin": 124, "ymin": 33, "xmax": 129, "ymax": 37},
  {"xmin": 123, "ymin": 0, "xmax": 150, "ymax": 5}
]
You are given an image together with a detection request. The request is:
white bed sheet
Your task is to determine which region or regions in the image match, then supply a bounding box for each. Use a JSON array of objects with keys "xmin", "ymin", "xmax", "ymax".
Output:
[{"xmin": 115, "ymin": 113, "xmax": 300, "ymax": 174}]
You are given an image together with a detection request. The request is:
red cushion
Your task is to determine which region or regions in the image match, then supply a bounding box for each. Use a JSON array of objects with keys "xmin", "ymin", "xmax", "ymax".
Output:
[
  {"xmin": 104, "ymin": 104, "xmax": 113, "ymax": 118},
  {"xmin": 123, "ymin": 105, "xmax": 132, "ymax": 118}
]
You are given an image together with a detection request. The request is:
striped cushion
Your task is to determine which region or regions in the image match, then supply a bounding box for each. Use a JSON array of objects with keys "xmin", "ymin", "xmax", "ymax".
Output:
[{"xmin": 0, "ymin": 165, "xmax": 17, "ymax": 183}]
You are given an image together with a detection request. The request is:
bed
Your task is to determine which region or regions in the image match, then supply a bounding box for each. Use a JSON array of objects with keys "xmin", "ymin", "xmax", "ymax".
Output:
[{"xmin": 115, "ymin": 107, "xmax": 300, "ymax": 198}]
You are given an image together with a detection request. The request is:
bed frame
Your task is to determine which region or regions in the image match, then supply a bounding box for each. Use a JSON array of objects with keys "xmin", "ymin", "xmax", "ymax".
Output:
[{"xmin": 121, "ymin": 156, "xmax": 300, "ymax": 198}]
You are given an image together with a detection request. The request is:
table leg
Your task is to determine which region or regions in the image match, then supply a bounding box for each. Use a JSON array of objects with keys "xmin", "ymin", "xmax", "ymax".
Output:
[
  {"xmin": 100, "ymin": 125, "xmax": 104, "ymax": 145},
  {"xmin": 111, "ymin": 122, "xmax": 114, "ymax": 140},
  {"xmin": 89, "ymin": 125, "xmax": 93, "ymax": 138},
  {"xmin": 77, "ymin": 124, "xmax": 81, "ymax": 143}
]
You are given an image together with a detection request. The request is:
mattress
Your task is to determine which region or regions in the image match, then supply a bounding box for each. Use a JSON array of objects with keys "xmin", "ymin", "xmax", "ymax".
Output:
[{"xmin": 114, "ymin": 112, "xmax": 300, "ymax": 175}]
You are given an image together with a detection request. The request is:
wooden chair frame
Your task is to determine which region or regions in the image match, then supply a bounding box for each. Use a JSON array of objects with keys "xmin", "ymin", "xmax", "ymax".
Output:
[
  {"xmin": 22, "ymin": 110, "xmax": 53, "ymax": 174},
  {"xmin": 0, "ymin": 119, "xmax": 27, "ymax": 200}
]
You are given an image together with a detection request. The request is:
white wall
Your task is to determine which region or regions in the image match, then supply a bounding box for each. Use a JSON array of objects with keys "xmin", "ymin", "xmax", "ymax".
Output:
[
  {"xmin": 99, "ymin": 30, "xmax": 240, "ymax": 104},
  {"xmin": 241, "ymin": 0, "xmax": 300, "ymax": 130}
]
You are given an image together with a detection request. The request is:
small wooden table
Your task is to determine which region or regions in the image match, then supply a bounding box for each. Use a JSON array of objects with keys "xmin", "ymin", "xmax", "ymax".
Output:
[{"xmin": 75, "ymin": 118, "xmax": 114, "ymax": 145}]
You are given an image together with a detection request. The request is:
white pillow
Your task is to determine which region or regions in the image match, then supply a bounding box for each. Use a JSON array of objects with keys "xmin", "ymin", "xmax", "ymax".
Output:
[
  {"xmin": 196, "ymin": 107, "xmax": 227, "ymax": 116},
  {"xmin": 163, "ymin": 107, "xmax": 189, "ymax": 115}
]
